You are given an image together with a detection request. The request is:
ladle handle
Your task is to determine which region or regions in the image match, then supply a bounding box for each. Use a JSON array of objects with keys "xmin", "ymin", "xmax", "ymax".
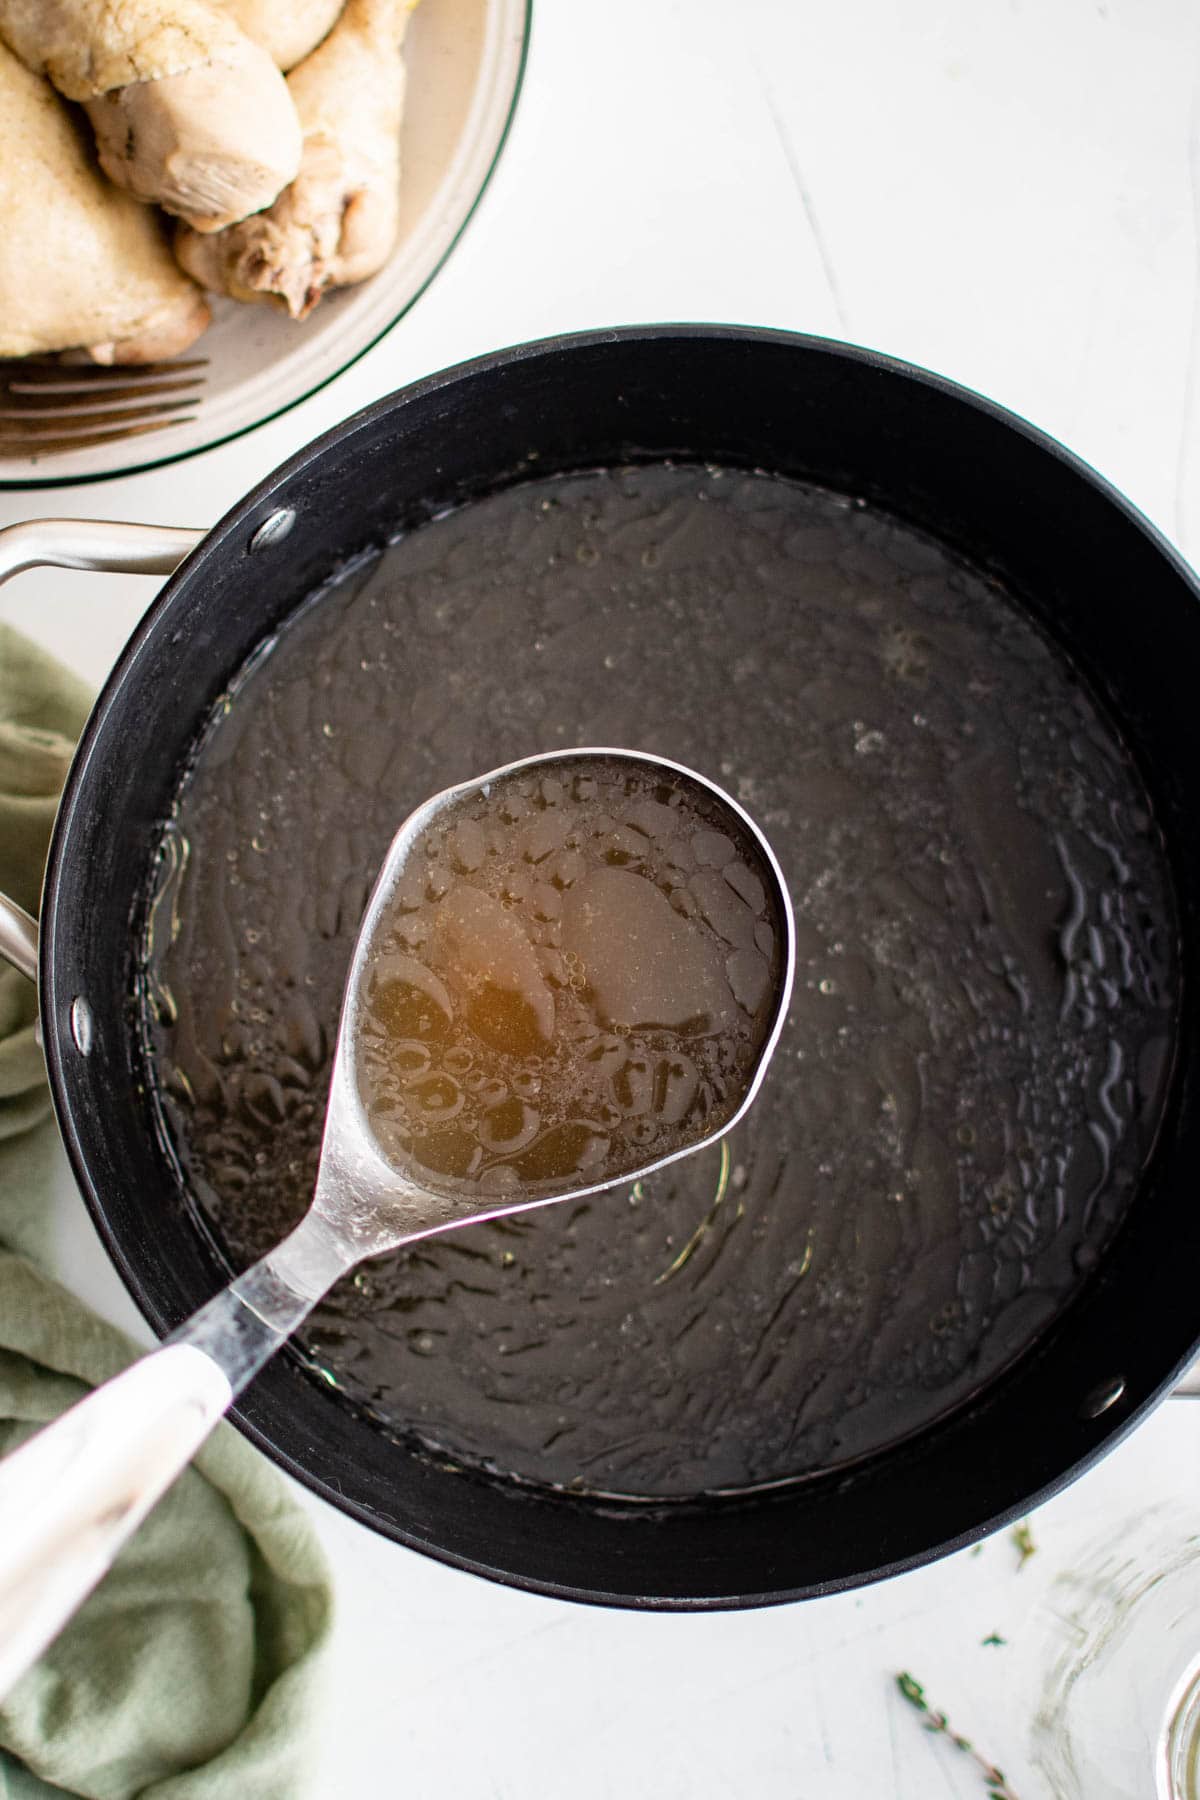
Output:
[
  {"xmin": 0, "ymin": 1344, "xmax": 232, "ymax": 1699},
  {"xmin": 0, "ymin": 1213, "xmax": 348, "ymax": 1699},
  {"xmin": 0, "ymin": 517, "xmax": 204, "ymax": 983}
]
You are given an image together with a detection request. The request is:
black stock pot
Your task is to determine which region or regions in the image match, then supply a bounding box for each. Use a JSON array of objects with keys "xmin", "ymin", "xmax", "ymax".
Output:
[{"xmin": 2, "ymin": 326, "xmax": 1198, "ymax": 1607}]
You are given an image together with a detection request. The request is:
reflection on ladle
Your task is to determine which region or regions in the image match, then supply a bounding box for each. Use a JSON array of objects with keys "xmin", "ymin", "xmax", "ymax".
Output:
[{"xmin": 0, "ymin": 749, "xmax": 795, "ymax": 1696}]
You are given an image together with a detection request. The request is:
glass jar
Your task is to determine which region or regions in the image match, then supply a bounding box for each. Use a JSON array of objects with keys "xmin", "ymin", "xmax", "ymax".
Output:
[{"xmin": 1029, "ymin": 1503, "xmax": 1200, "ymax": 1799}]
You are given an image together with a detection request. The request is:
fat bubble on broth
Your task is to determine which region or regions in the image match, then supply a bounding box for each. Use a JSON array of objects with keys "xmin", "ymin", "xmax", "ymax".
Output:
[{"xmin": 139, "ymin": 464, "xmax": 1177, "ymax": 1499}]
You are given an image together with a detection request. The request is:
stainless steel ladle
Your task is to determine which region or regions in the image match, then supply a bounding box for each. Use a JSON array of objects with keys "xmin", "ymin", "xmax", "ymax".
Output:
[{"xmin": 0, "ymin": 747, "xmax": 795, "ymax": 1694}]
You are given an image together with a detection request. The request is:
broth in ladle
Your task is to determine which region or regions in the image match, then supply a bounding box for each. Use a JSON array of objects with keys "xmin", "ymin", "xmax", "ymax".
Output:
[{"xmin": 356, "ymin": 753, "xmax": 786, "ymax": 1198}]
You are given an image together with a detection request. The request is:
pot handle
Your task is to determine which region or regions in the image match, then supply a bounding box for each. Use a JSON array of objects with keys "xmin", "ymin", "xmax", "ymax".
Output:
[
  {"xmin": 0, "ymin": 897, "xmax": 37, "ymax": 984},
  {"xmin": 0, "ymin": 517, "xmax": 203, "ymax": 587},
  {"xmin": 0, "ymin": 517, "xmax": 204, "ymax": 983}
]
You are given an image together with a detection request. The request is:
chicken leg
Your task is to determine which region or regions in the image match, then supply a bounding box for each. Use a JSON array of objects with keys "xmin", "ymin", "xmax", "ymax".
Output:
[{"xmin": 176, "ymin": 0, "xmax": 416, "ymax": 317}]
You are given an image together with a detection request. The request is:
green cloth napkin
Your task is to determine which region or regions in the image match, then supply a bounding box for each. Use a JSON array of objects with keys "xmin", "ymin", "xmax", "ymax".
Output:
[{"xmin": 0, "ymin": 624, "xmax": 333, "ymax": 1800}]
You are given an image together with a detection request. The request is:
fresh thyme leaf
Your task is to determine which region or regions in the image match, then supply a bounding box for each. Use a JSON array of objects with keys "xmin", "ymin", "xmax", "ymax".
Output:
[
  {"xmin": 1011, "ymin": 1520, "xmax": 1037, "ymax": 1569},
  {"xmin": 893, "ymin": 1671, "xmax": 1021, "ymax": 1799},
  {"xmin": 897, "ymin": 1672, "xmax": 926, "ymax": 1709}
]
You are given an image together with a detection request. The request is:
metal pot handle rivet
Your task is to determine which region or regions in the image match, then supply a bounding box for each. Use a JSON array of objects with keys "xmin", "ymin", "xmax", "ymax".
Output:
[
  {"xmin": 1080, "ymin": 1375, "xmax": 1126, "ymax": 1419},
  {"xmin": 248, "ymin": 508, "xmax": 296, "ymax": 553},
  {"xmin": 68, "ymin": 997, "xmax": 94, "ymax": 1055}
]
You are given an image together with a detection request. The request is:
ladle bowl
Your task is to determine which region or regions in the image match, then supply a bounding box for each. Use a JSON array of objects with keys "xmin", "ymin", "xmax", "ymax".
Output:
[{"xmin": 0, "ymin": 747, "xmax": 794, "ymax": 1698}]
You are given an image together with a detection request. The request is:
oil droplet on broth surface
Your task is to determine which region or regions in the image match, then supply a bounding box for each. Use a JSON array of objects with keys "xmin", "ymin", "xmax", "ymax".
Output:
[{"xmin": 354, "ymin": 755, "xmax": 783, "ymax": 1196}]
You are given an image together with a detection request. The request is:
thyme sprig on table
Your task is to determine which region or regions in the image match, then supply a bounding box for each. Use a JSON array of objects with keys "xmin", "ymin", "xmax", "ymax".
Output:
[{"xmin": 895, "ymin": 1673, "xmax": 1020, "ymax": 1800}]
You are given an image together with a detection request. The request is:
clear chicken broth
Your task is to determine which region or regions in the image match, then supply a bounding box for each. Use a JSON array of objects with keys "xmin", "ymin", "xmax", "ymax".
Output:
[{"xmin": 139, "ymin": 463, "xmax": 1177, "ymax": 1498}]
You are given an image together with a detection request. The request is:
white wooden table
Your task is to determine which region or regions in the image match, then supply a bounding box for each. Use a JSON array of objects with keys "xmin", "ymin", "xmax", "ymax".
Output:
[{"xmin": 4, "ymin": 2, "xmax": 1199, "ymax": 1791}]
